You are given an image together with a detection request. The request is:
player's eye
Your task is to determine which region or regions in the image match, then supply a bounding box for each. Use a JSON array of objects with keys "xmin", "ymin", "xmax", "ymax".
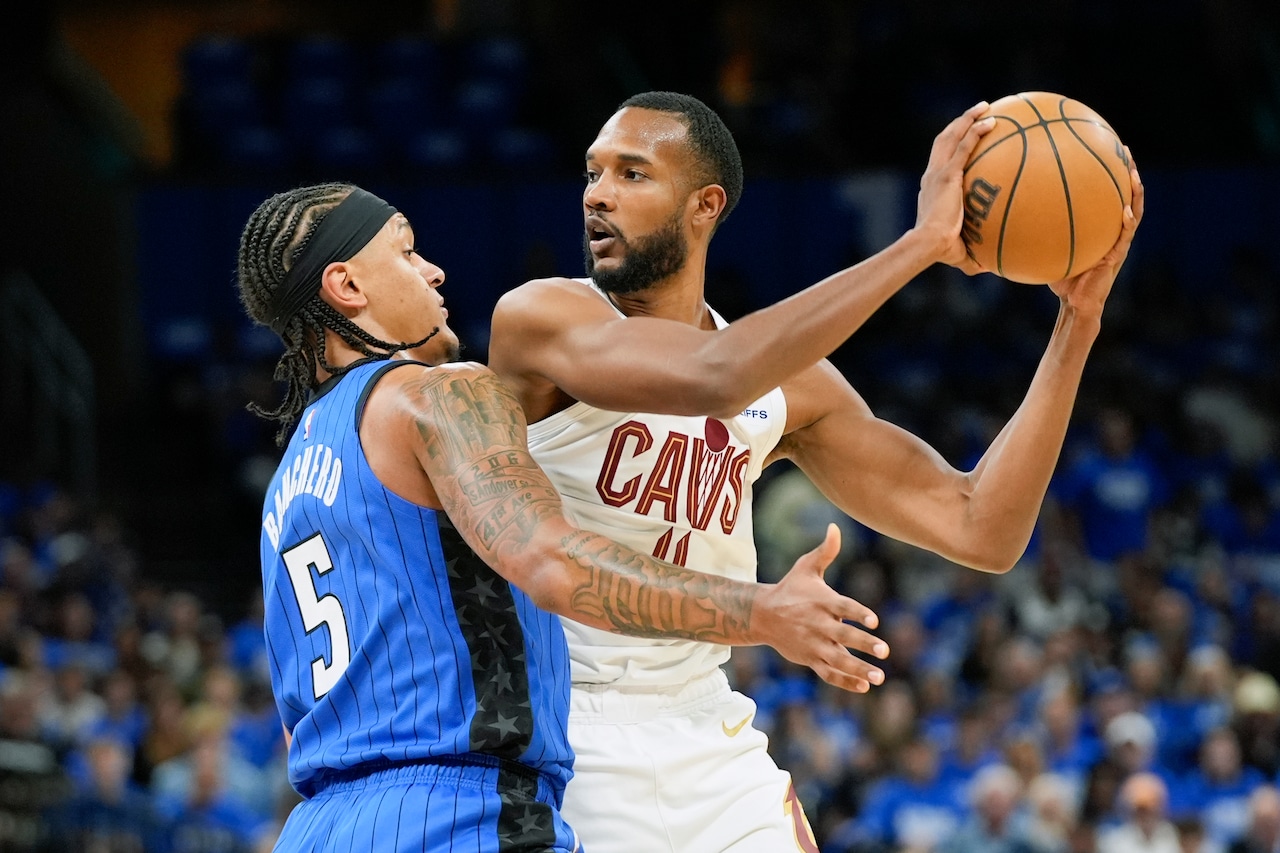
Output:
[{"xmin": 583, "ymin": 170, "xmax": 598, "ymax": 184}]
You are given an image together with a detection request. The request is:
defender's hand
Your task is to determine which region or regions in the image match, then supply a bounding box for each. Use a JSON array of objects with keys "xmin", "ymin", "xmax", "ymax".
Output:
[{"xmin": 754, "ymin": 524, "xmax": 889, "ymax": 693}]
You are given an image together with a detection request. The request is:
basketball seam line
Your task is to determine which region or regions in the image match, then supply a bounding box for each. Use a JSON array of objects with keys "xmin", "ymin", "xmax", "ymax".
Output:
[{"xmin": 1034, "ymin": 96, "xmax": 1075, "ymax": 280}]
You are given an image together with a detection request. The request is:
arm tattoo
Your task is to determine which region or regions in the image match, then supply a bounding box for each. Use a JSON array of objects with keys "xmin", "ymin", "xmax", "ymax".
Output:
[
  {"xmin": 412, "ymin": 369, "xmax": 558, "ymax": 551},
  {"xmin": 560, "ymin": 531, "xmax": 756, "ymax": 643},
  {"xmin": 411, "ymin": 366, "xmax": 757, "ymax": 644}
]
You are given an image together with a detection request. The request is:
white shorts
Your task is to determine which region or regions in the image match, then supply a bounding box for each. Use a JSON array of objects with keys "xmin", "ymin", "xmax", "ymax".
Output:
[{"xmin": 561, "ymin": 669, "xmax": 819, "ymax": 853}]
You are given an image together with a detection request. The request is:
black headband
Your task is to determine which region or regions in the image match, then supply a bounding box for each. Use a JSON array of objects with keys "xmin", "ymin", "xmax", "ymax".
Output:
[{"xmin": 268, "ymin": 188, "xmax": 399, "ymax": 334}]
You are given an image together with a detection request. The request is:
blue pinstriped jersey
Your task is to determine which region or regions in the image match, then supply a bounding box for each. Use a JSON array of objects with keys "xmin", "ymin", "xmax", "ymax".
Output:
[{"xmin": 259, "ymin": 359, "xmax": 574, "ymax": 798}]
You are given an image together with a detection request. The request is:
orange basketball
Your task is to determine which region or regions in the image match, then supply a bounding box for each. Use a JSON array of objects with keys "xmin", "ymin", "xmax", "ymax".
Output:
[{"xmin": 961, "ymin": 92, "xmax": 1132, "ymax": 284}]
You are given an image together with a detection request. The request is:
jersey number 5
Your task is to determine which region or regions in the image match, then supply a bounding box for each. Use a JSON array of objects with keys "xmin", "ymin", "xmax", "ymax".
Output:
[{"xmin": 283, "ymin": 533, "xmax": 351, "ymax": 699}]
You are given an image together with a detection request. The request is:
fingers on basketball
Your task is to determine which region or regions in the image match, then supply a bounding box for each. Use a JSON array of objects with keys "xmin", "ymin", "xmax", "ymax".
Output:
[{"xmin": 960, "ymin": 92, "xmax": 1133, "ymax": 285}]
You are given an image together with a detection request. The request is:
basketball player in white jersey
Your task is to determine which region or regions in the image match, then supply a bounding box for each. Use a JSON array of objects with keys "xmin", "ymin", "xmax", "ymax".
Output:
[{"xmin": 488, "ymin": 92, "xmax": 1143, "ymax": 852}]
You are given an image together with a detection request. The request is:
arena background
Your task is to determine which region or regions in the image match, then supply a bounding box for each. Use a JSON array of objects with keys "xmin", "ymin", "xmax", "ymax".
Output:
[{"xmin": 1, "ymin": 1, "xmax": 1279, "ymax": 851}]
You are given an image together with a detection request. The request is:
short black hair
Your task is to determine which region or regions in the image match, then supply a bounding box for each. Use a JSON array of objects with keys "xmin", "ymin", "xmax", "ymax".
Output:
[{"xmin": 618, "ymin": 91, "xmax": 744, "ymax": 225}]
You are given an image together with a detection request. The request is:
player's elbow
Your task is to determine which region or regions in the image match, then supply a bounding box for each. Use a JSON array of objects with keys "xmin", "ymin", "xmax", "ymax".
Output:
[
  {"xmin": 971, "ymin": 549, "xmax": 1021, "ymax": 575},
  {"xmin": 514, "ymin": 529, "xmax": 580, "ymax": 616},
  {"xmin": 515, "ymin": 557, "xmax": 574, "ymax": 616},
  {"xmin": 951, "ymin": 536, "xmax": 1026, "ymax": 574},
  {"xmin": 667, "ymin": 358, "xmax": 759, "ymax": 419}
]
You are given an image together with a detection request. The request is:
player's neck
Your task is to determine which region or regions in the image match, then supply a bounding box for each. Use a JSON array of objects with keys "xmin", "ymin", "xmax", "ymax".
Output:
[
  {"xmin": 603, "ymin": 265, "xmax": 713, "ymax": 329},
  {"xmin": 315, "ymin": 329, "xmax": 372, "ymax": 380}
]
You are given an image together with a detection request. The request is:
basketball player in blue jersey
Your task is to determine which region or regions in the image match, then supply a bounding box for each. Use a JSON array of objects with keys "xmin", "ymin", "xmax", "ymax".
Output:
[
  {"xmin": 234, "ymin": 182, "xmax": 892, "ymax": 852},
  {"xmin": 487, "ymin": 92, "xmax": 1144, "ymax": 852}
]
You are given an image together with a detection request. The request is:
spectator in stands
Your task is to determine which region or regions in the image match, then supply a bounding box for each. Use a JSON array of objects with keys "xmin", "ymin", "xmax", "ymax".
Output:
[
  {"xmin": 1009, "ymin": 541, "xmax": 1092, "ymax": 642},
  {"xmin": 225, "ymin": 593, "xmax": 268, "ymax": 685},
  {"xmin": 1232, "ymin": 672, "xmax": 1280, "ymax": 777},
  {"xmin": 44, "ymin": 590, "xmax": 116, "ymax": 676},
  {"xmin": 938, "ymin": 763, "xmax": 1036, "ymax": 853},
  {"xmin": 1024, "ymin": 772, "xmax": 1080, "ymax": 853},
  {"xmin": 154, "ymin": 729, "xmax": 274, "ymax": 853},
  {"xmin": 1105, "ymin": 711, "xmax": 1161, "ymax": 778},
  {"xmin": 142, "ymin": 591, "xmax": 205, "ymax": 696},
  {"xmin": 1173, "ymin": 727, "xmax": 1265, "ymax": 853},
  {"xmin": 43, "ymin": 735, "xmax": 170, "ymax": 852},
  {"xmin": 134, "ymin": 678, "xmax": 191, "ymax": 787},
  {"xmin": 1099, "ymin": 772, "xmax": 1181, "ymax": 853},
  {"xmin": 1226, "ymin": 785, "xmax": 1280, "ymax": 853},
  {"xmin": 826, "ymin": 734, "xmax": 965, "ymax": 853},
  {"xmin": 149, "ymin": 705, "xmax": 271, "ymax": 821},
  {"xmin": 36, "ymin": 660, "xmax": 104, "ymax": 753},
  {"xmin": 938, "ymin": 703, "xmax": 1001, "ymax": 803},
  {"xmin": 1053, "ymin": 407, "xmax": 1168, "ymax": 567},
  {"xmin": 84, "ymin": 668, "xmax": 146, "ymax": 752},
  {"xmin": 1037, "ymin": 683, "xmax": 1103, "ymax": 800}
]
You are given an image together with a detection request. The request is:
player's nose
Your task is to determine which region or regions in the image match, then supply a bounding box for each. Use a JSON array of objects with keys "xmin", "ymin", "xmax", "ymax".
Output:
[
  {"xmin": 418, "ymin": 259, "xmax": 445, "ymax": 288},
  {"xmin": 583, "ymin": 176, "xmax": 613, "ymax": 212}
]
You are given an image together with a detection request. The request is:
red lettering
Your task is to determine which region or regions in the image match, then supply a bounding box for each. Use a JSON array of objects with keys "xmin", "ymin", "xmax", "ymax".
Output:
[
  {"xmin": 651, "ymin": 528, "xmax": 690, "ymax": 567},
  {"xmin": 636, "ymin": 432, "xmax": 688, "ymax": 522},
  {"xmin": 652, "ymin": 527, "xmax": 674, "ymax": 560},
  {"xmin": 596, "ymin": 422, "xmax": 653, "ymax": 507},
  {"xmin": 719, "ymin": 451, "xmax": 750, "ymax": 534},
  {"xmin": 672, "ymin": 531, "xmax": 690, "ymax": 567}
]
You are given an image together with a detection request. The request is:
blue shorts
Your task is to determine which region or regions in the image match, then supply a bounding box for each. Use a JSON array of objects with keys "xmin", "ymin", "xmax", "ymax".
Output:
[{"xmin": 273, "ymin": 758, "xmax": 579, "ymax": 852}]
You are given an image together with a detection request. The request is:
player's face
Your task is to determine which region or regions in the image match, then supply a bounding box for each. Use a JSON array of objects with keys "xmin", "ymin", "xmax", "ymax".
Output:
[
  {"xmin": 582, "ymin": 108, "xmax": 693, "ymax": 293},
  {"xmin": 348, "ymin": 215, "xmax": 461, "ymax": 364}
]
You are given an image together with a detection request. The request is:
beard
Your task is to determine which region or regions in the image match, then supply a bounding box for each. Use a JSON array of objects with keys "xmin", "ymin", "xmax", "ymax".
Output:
[{"xmin": 584, "ymin": 213, "xmax": 688, "ymax": 295}]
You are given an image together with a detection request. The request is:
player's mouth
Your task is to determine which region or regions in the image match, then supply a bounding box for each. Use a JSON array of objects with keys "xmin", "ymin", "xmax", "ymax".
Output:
[{"xmin": 585, "ymin": 216, "xmax": 619, "ymax": 255}]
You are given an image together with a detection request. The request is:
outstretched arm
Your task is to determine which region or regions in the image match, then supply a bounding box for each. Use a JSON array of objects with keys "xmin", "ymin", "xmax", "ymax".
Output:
[
  {"xmin": 775, "ymin": 161, "xmax": 1144, "ymax": 573},
  {"xmin": 490, "ymin": 103, "xmax": 995, "ymax": 420},
  {"xmin": 404, "ymin": 363, "xmax": 888, "ymax": 692}
]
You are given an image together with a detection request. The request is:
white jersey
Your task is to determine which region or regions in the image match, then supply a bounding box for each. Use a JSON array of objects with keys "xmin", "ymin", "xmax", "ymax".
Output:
[{"xmin": 526, "ymin": 279, "xmax": 787, "ymax": 687}]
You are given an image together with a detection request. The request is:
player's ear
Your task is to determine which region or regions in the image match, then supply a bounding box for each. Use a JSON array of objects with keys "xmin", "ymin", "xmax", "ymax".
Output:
[
  {"xmin": 691, "ymin": 184, "xmax": 727, "ymax": 231},
  {"xmin": 317, "ymin": 260, "xmax": 365, "ymax": 311}
]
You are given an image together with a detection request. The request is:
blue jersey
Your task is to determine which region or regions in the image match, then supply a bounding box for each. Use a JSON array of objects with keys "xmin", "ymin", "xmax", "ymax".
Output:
[{"xmin": 259, "ymin": 360, "xmax": 574, "ymax": 800}]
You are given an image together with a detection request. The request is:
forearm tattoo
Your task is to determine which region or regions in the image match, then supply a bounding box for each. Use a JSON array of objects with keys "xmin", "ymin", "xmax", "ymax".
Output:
[
  {"xmin": 560, "ymin": 530, "xmax": 755, "ymax": 643},
  {"xmin": 412, "ymin": 368, "xmax": 756, "ymax": 643}
]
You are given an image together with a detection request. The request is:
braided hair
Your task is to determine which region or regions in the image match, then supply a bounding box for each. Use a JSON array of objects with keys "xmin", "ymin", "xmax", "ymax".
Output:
[{"xmin": 237, "ymin": 182, "xmax": 432, "ymax": 444}]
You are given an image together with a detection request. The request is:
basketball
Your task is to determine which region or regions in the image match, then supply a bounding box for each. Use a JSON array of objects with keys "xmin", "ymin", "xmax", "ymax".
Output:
[{"xmin": 961, "ymin": 92, "xmax": 1133, "ymax": 284}]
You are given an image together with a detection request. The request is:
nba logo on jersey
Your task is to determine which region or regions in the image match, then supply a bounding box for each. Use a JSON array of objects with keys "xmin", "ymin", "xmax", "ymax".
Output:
[{"xmin": 303, "ymin": 408, "xmax": 317, "ymax": 440}]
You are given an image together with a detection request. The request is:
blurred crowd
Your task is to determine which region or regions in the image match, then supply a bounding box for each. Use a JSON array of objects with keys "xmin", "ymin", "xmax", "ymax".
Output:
[
  {"xmin": 1, "ymin": 246, "xmax": 1278, "ymax": 853},
  {"xmin": 0, "ymin": 482, "xmax": 293, "ymax": 852}
]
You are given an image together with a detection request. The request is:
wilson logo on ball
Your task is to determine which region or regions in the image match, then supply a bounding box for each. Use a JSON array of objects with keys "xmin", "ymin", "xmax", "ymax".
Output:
[{"xmin": 961, "ymin": 178, "xmax": 1002, "ymax": 246}]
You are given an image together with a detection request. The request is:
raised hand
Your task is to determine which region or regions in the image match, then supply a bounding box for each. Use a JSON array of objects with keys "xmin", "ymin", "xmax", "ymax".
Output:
[
  {"xmin": 915, "ymin": 101, "xmax": 997, "ymax": 272},
  {"xmin": 1048, "ymin": 149, "xmax": 1145, "ymax": 317},
  {"xmin": 754, "ymin": 524, "xmax": 890, "ymax": 693}
]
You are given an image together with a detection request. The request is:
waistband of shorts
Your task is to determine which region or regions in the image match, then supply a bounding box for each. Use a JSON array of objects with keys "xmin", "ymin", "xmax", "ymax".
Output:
[
  {"xmin": 569, "ymin": 668, "xmax": 731, "ymax": 721},
  {"xmin": 305, "ymin": 753, "xmax": 560, "ymax": 803}
]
